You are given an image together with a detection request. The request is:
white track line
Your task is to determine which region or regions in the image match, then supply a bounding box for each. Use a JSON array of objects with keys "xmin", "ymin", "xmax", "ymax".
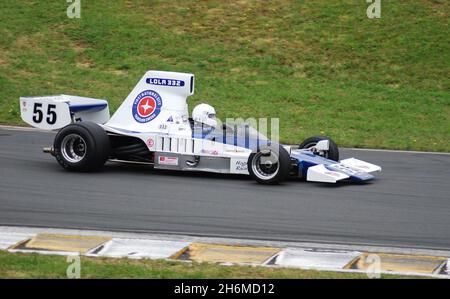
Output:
[
  {"xmin": 0, "ymin": 124, "xmax": 54, "ymax": 133},
  {"xmin": 343, "ymin": 147, "xmax": 450, "ymax": 155},
  {"xmin": 1, "ymin": 124, "xmax": 448, "ymax": 155}
]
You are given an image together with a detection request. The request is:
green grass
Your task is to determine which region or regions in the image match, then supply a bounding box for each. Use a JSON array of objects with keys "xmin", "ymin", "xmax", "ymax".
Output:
[
  {"xmin": 0, "ymin": 250, "xmax": 418, "ymax": 279},
  {"xmin": 0, "ymin": 1, "xmax": 448, "ymax": 151}
]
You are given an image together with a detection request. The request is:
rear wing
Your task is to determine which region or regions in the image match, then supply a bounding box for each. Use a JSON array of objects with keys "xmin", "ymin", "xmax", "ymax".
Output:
[
  {"xmin": 20, "ymin": 95, "xmax": 110, "ymax": 130},
  {"xmin": 105, "ymin": 70, "xmax": 194, "ymax": 132}
]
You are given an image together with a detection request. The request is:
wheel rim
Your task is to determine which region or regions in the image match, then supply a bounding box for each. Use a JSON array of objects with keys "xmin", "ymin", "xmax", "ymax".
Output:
[
  {"xmin": 303, "ymin": 141, "xmax": 329, "ymax": 158},
  {"xmin": 61, "ymin": 134, "xmax": 87, "ymax": 163},
  {"xmin": 251, "ymin": 150, "xmax": 280, "ymax": 180}
]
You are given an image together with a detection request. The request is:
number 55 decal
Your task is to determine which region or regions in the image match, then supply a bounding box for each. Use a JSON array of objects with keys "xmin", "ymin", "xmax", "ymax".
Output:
[
  {"xmin": 20, "ymin": 97, "xmax": 72, "ymax": 130},
  {"xmin": 32, "ymin": 103, "xmax": 57, "ymax": 125}
]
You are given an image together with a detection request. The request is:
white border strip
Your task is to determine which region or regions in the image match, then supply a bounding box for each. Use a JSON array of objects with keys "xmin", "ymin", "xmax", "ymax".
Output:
[
  {"xmin": 0, "ymin": 124, "xmax": 55, "ymax": 133},
  {"xmin": 342, "ymin": 147, "xmax": 450, "ymax": 155}
]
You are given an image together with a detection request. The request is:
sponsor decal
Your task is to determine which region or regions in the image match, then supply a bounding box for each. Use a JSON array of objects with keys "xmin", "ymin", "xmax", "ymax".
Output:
[
  {"xmin": 201, "ymin": 149, "xmax": 219, "ymax": 155},
  {"xmin": 234, "ymin": 160, "xmax": 248, "ymax": 171},
  {"xmin": 158, "ymin": 156, "xmax": 179, "ymax": 166},
  {"xmin": 146, "ymin": 138, "xmax": 154, "ymax": 148},
  {"xmin": 356, "ymin": 164, "xmax": 369, "ymax": 169},
  {"xmin": 146, "ymin": 77, "xmax": 185, "ymax": 87},
  {"xmin": 329, "ymin": 163, "xmax": 358, "ymax": 175},
  {"xmin": 325, "ymin": 171, "xmax": 342, "ymax": 177},
  {"xmin": 225, "ymin": 149, "xmax": 247, "ymax": 153},
  {"xmin": 132, "ymin": 90, "xmax": 162, "ymax": 123}
]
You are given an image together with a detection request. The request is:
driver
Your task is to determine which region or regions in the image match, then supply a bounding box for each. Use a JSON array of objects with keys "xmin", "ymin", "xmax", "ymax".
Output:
[{"xmin": 192, "ymin": 103, "xmax": 217, "ymax": 139}]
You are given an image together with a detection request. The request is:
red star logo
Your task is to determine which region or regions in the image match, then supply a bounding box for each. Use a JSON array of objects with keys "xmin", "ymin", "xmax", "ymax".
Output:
[{"xmin": 137, "ymin": 97, "xmax": 156, "ymax": 117}]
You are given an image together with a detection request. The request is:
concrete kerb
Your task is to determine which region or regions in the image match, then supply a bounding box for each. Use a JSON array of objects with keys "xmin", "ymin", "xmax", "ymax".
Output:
[{"xmin": 1, "ymin": 226, "xmax": 449, "ymax": 278}]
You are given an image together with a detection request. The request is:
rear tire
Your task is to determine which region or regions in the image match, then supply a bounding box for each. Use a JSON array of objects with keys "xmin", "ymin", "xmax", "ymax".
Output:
[
  {"xmin": 247, "ymin": 144, "xmax": 290, "ymax": 185},
  {"xmin": 54, "ymin": 122, "xmax": 110, "ymax": 171},
  {"xmin": 299, "ymin": 136, "xmax": 339, "ymax": 161}
]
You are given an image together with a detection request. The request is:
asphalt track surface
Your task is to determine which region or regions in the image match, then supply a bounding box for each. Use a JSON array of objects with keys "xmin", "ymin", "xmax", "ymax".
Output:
[{"xmin": 0, "ymin": 128, "xmax": 449, "ymax": 250}]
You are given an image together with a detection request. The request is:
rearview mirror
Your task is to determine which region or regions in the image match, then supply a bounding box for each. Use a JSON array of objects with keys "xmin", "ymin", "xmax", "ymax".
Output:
[{"xmin": 315, "ymin": 140, "xmax": 329, "ymax": 151}]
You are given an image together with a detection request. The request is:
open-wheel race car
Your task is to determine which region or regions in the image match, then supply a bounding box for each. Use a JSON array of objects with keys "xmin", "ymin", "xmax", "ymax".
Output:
[{"xmin": 20, "ymin": 70, "xmax": 381, "ymax": 185}]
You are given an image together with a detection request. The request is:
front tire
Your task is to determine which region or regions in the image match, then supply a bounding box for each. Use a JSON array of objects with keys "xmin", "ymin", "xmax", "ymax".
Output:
[
  {"xmin": 247, "ymin": 144, "xmax": 290, "ymax": 185},
  {"xmin": 54, "ymin": 122, "xmax": 110, "ymax": 171}
]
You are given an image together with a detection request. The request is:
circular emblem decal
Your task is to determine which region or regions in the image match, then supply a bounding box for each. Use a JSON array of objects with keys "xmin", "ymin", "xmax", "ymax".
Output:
[
  {"xmin": 132, "ymin": 90, "xmax": 162, "ymax": 123},
  {"xmin": 146, "ymin": 138, "xmax": 154, "ymax": 148}
]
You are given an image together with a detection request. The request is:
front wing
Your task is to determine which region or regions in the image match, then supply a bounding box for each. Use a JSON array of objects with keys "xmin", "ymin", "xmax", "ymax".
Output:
[{"xmin": 306, "ymin": 158, "xmax": 381, "ymax": 183}]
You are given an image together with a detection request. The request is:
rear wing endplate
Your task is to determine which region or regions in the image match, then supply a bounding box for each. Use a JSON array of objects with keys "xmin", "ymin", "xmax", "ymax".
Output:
[{"xmin": 20, "ymin": 95, "xmax": 109, "ymax": 130}]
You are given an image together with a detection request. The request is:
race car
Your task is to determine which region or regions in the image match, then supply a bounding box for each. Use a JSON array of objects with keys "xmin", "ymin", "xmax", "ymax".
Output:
[{"xmin": 19, "ymin": 70, "xmax": 381, "ymax": 185}]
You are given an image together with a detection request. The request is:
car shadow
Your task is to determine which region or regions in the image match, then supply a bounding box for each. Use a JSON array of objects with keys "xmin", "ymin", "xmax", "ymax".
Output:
[
  {"xmin": 304, "ymin": 179, "xmax": 376, "ymax": 188},
  {"xmin": 102, "ymin": 162, "xmax": 251, "ymax": 182},
  {"xmin": 45, "ymin": 160, "xmax": 377, "ymax": 187}
]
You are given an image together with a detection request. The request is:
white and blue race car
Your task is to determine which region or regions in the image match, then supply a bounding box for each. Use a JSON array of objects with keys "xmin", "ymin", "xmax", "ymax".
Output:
[{"xmin": 19, "ymin": 70, "xmax": 381, "ymax": 185}]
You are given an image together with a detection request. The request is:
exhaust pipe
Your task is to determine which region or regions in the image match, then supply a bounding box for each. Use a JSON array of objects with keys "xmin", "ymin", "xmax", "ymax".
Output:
[{"xmin": 43, "ymin": 146, "xmax": 55, "ymax": 156}]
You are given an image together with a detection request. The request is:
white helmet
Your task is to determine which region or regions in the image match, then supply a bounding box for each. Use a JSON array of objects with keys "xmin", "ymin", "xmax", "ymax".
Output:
[{"xmin": 192, "ymin": 103, "xmax": 217, "ymax": 128}]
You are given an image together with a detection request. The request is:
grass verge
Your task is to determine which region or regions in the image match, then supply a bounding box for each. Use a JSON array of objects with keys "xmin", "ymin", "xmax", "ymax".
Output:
[
  {"xmin": 0, "ymin": 1, "xmax": 448, "ymax": 151},
  {"xmin": 0, "ymin": 250, "xmax": 421, "ymax": 279}
]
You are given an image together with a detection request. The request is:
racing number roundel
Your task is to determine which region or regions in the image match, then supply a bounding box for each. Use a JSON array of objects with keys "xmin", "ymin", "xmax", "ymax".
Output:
[{"xmin": 132, "ymin": 90, "xmax": 162, "ymax": 123}]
